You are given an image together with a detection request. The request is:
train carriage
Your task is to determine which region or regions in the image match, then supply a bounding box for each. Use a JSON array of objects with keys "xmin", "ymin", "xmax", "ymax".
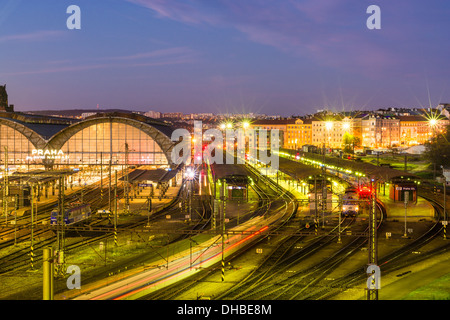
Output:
[
  {"xmin": 50, "ymin": 203, "xmax": 92, "ymax": 225},
  {"xmin": 342, "ymin": 187, "xmax": 359, "ymax": 217}
]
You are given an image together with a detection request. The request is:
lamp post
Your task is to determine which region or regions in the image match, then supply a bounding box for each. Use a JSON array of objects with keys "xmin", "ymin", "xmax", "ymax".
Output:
[
  {"xmin": 444, "ymin": 176, "xmax": 447, "ymax": 240},
  {"xmin": 403, "ymin": 191, "xmax": 409, "ymax": 238},
  {"xmin": 441, "ymin": 166, "xmax": 447, "ymax": 240}
]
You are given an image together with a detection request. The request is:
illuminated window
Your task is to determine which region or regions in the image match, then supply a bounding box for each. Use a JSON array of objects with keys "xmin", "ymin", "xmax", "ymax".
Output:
[{"xmin": 59, "ymin": 122, "xmax": 168, "ymax": 166}]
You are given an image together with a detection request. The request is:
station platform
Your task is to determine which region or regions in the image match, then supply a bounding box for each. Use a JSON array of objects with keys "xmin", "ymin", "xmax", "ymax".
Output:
[
  {"xmin": 116, "ymin": 182, "xmax": 182, "ymax": 216},
  {"xmin": 376, "ymin": 193, "xmax": 435, "ymax": 221},
  {"xmin": 5, "ymin": 184, "xmax": 88, "ymax": 218},
  {"xmin": 254, "ymin": 166, "xmax": 436, "ymax": 222}
]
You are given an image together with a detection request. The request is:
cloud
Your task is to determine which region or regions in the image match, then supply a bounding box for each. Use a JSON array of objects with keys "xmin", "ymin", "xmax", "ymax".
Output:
[
  {"xmin": 0, "ymin": 30, "xmax": 63, "ymax": 43},
  {"xmin": 1, "ymin": 46, "xmax": 198, "ymax": 77},
  {"xmin": 126, "ymin": 0, "xmax": 448, "ymax": 79},
  {"xmin": 102, "ymin": 46, "xmax": 195, "ymax": 61},
  {"xmin": 127, "ymin": 0, "xmax": 223, "ymax": 25}
]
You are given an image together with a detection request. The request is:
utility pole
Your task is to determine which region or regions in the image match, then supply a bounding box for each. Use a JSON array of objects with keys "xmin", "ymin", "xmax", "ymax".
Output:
[
  {"xmin": 147, "ymin": 195, "xmax": 152, "ymax": 227},
  {"xmin": 314, "ymin": 176, "xmax": 318, "ymax": 235},
  {"xmin": 30, "ymin": 184, "xmax": 35, "ymax": 269},
  {"xmin": 322, "ymin": 171, "xmax": 326, "ymax": 229},
  {"xmin": 441, "ymin": 166, "xmax": 447, "ymax": 240},
  {"xmin": 43, "ymin": 247, "xmax": 54, "ymax": 300},
  {"xmin": 56, "ymin": 176, "xmax": 65, "ymax": 277},
  {"xmin": 100, "ymin": 152, "xmax": 103, "ymax": 202},
  {"xmin": 14, "ymin": 194, "xmax": 18, "ymax": 246},
  {"xmin": 444, "ymin": 176, "xmax": 447, "ymax": 240},
  {"xmin": 3, "ymin": 146, "xmax": 8, "ymax": 222},
  {"xmin": 109, "ymin": 159, "xmax": 112, "ymax": 213},
  {"xmin": 403, "ymin": 191, "xmax": 409, "ymax": 238},
  {"xmin": 124, "ymin": 143, "xmax": 129, "ymax": 214},
  {"xmin": 221, "ymin": 180, "xmax": 226, "ymax": 282},
  {"xmin": 338, "ymin": 194, "xmax": 342, "ymax": 244},
  {"xmin": 114, "ymin": 170, "xmax": 118, "ymax": 247},
  {"xmin": 367, "ymin": 178, "xmax": 379, "ymax": 300}
]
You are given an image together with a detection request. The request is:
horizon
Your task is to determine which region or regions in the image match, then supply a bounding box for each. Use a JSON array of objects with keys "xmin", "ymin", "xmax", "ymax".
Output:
[{"xmin": 1, "ymin": 1, "xmax": 449, "ymax": 116}]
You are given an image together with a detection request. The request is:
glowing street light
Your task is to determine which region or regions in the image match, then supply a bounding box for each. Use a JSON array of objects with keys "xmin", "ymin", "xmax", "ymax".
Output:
[
  {"xmin": 342, "ymin": 122, "xmax": 351, "ymax": 131},
  {"xmin": 429, "ymin": 118, "xmax": 437, "ymax": 127},
  {"xmin": 185, "ymin": 167, "xmax": 195, "ymax": 180}
]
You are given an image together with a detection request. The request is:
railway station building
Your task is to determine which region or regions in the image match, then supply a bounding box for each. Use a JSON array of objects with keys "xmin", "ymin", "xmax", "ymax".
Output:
[{"xmin": 0, "ymin": 111, "xmax": 175, "ymax": 170}]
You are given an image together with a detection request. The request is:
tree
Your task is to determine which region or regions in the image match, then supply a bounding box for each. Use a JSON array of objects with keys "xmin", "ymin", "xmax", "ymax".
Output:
[
  {"xmin": 342, "ymin": 133, "xmax": 360, "ymax": 154},
  {"xmin": 424, "ymin": 127, "xmax": 450, "ymax": 168}
]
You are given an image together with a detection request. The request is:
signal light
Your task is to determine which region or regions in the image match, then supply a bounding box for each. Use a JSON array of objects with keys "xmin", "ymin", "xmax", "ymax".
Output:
[{"xmin": 358, "ymin": 186, "xmax": 372, "ymax": 198}]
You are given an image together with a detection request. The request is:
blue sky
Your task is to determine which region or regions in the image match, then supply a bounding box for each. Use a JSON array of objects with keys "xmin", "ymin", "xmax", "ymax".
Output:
[{"xmin": 0, "ymin": 0, "xmax": 449, "ymax": 116}]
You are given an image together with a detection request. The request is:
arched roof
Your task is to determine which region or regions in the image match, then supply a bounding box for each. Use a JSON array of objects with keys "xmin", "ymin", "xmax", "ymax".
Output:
[
  {"xmin": 46, "ymin": 115, "xmax": 175, "ymax": 165},
  {"xmin": 0, "ymin": 117, "xmax": 47, "ymax": 149}
]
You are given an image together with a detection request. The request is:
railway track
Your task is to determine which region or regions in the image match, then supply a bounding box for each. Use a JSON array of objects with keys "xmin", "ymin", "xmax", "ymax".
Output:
[
  {"xmin": 0, "ymin": 168, "xmax": 177, "ymax": 274},
  {"xmin": 138, "ymin": 163, "xmax": 297, "ymax": 300},
  {"xmin": 305, "ymin": 194, "xmax": 445, "ymax": 300}
]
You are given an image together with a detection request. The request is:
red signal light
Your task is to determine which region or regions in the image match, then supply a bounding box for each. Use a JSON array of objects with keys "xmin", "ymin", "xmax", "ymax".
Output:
[{"xmin": 358, "ymin": 186, "xmax": 372, "ymax": 198}]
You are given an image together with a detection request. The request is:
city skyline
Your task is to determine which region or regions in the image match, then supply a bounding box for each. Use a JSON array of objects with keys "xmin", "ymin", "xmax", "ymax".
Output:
[{"xmin": 1, "ymin": 1, "xmax": 450, "ymax": 116}]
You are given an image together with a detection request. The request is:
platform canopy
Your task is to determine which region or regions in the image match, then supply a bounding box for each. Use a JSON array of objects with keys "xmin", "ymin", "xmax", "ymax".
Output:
[
  {"xmin": 278, "ymin": 157, "xmax": 323, "ymax": 180},
  {"xmin": 210, "ymin": 164, "xmax": 250, "ymax": 186},
  {"xmin": 300, "ymin": 152, "xmax": 419, "ymax": 183},
  {"xmin": 1, "ymin": 170, "xmax": 75, "ymax": 184},
  {"xmin": 121, "ymin": 168, "xmax": 179, "ymax": 184}
]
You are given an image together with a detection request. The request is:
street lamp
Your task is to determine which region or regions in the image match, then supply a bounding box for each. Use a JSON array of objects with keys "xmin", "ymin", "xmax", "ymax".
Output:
[
  {"xmin": 342, "ymin": 122, "xmax": 350, "ymax": 131},
  {"xmin": 185, "ymin": 167, "xmax": 195, "ymax": 180},
  {"xmin": 441, "ymin": 165, "xmax": 447, "ymax": 240},
  {"xmin": 429, "ymin": 118, "xmax": 437, "ymax": 127}
]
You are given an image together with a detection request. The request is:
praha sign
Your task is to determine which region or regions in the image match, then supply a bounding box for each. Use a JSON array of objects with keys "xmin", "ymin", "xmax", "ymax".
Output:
[{"xmin": 26, "ymin": 149, "xmax": 69, "ymax": 161}]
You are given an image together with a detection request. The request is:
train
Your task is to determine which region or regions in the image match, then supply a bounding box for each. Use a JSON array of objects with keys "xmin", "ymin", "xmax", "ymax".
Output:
[
  {"xmin": 342, "ymin": 187, "xmax": 359, "ymax": 217},
  {"xmin": 50, "ymin": 203, "xmax": 92, "ymax": 225}
]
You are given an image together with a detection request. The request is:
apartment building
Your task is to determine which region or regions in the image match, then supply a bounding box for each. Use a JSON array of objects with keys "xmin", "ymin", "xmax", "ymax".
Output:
[
  {"xmin": 249, "ymin": 118, "xmax": 296, "ymax": 148},
  {"xmin": 286, "ymin": 118, "xmax": 312, "ymax": 149}
]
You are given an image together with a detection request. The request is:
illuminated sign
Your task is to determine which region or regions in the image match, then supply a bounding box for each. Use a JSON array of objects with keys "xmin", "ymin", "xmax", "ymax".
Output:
[{"xmin": 26, "ymin": 149, "xmax": 69, "ymax": 161}]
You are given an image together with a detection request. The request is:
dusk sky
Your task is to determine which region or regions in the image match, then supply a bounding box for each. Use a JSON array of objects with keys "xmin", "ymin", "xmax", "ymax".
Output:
[{"xmin": 0, "ymin": 0, "xmax": 449, "ymax": 116}]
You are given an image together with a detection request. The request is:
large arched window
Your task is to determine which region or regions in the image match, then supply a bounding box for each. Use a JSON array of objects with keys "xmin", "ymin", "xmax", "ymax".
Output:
[
  {"xmin": 0, "ymin": 124, "xmax": 37, "ymax": 165},
  {"xmin": 59, "ymin": 122, "xmax": 169, "ymax": 166}
]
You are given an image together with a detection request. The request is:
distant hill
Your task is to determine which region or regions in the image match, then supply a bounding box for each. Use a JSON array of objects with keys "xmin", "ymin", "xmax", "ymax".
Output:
[{"xmin": 23, "ymin": 109, "xmax": 138, "ymax": 117}]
